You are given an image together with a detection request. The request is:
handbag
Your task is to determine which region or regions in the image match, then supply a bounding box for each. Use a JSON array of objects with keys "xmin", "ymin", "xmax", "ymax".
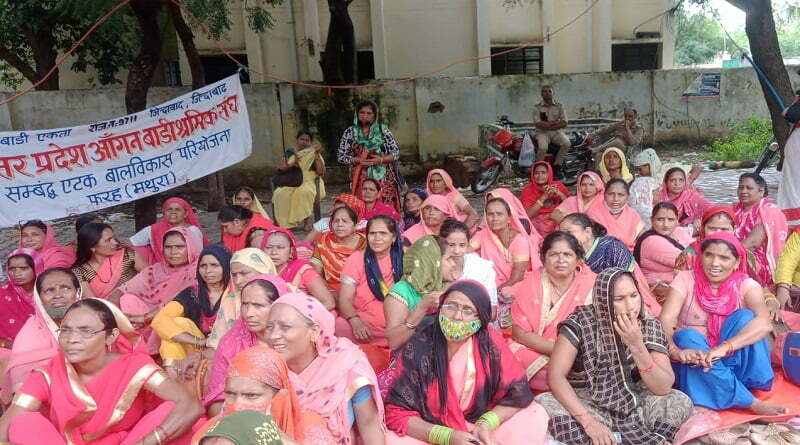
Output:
[{"xmin": 272, "ymin": 150, "xmax": 303, "ymax": 187}]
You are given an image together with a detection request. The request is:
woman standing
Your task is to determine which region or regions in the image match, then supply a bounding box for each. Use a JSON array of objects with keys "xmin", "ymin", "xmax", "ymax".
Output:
[
  {"xmin": 0, "ymin": 299, "xmax": 203, "ymax": 445},
  {"xmin": 338, "ymin": 100, "xmax": 405, "ymax": 212},
  {"xmin": 402, "ymin": 195, "xmax": 459, "ymax": 245},
  {"xmin": 510, "ymin": 231, "xmax": 596, "ymax": 392},
  {"xmin": 598, "ymin": 147, "xmax": 634, "ymax": 182},
  {"xmin": 232, "ymin": 186, "xmax": 269, "ymax": 219},
  {"xmin": 311, "ymin": 206, "xmax": 367, "ymax": 295},
  {"xmin": 129, "ymin": 197, "xmax": 208, "ymax": 264},
  {"xmin": 218, "ymin": 205, "xmax": 275, "ymax": 253},
  {"xmin": 425, "ymin": 169, "xmax": 479, "ymax": 228},
  {"xmin": 629, "ymin": 148, "xmax": 663, "ymax": 226},
  {"xmin": 0, "ymin": 249, "xmax": 43, "ymax": 346},
  {"xmin": 733, "ymin": 173, "xmax": 788, "ymax": 287},
  {"xmin": 550, "ymin": 172, "xmax": 605, "ymax": 224},
  {"xmin": 273, "ymin": 129, "xmax": 327, "ymax": 229},
  {"xmin": 267, "ymin": 292, "xmax": 385, "ymax": 445},
  {"xmin": 18, "ymin": 220, "xmax": 74, "ymax": 269},
  {"xmin": 338, "ymin": 215, "xmax": 403, "ymax": 348},
  {"xmin": 262, "ymin": 228, "xmax": 334, "ymax": 310},
  {"xmin": 537, "ymin": 268, "xmax": 693, "ymax": 445},
  {"xmin": 659, "ymin": 233, "xmax": 784, "ymax": 415},
  {"xmin": 660, "ymin": 166, "xmax": 711, "ymax": 227},
  {"xmin": 588, "ymin": 178, "xmax": 645, "ymax": 250},
  {"xmin": 384, "ymin": 280, "xmax": 549, "ymax": 444},
  {"xmin": 72, "ymin": 222, "xmax": 147, "ymax": 299},
  {"xmin": 520, "ymin": 161, "xmax": 570, "ymax": 237}
]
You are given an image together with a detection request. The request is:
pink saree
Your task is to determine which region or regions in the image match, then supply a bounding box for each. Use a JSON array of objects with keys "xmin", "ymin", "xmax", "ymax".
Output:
[
  {"xmin": 88, "ymin": 248, "xmax": 127, "ymax": 299},
  {"xmin": 425, "ymin": 169, "xmax": 470, "ymax": 222},
  {"xmin": 660, "ymin": 177, "xmax": 712, "ymax": 226},
  {"xmin": 554, "ymin": 171, "xmax": 606, "ymax": 216},
  {"xmin": 588, "ymin": 204, "xmax": 645, "ymax": 250},
  {"xmin": 261, "ymin": 228, "xmax": 316, "ymax": 292},
  {"xmin": 402, "ymin": 195, "xmax": 459, "ymax": 245},
  {"xmin": 0, "ymin": 248, "xmax": 44, "ymax": 342},
  {"xmin": 733, "ymin": 197, "xmax": 788, "ymax": 287},
  {"xmin": 19, "ymin": 224, "xmax": 75, "ymax": 270}
]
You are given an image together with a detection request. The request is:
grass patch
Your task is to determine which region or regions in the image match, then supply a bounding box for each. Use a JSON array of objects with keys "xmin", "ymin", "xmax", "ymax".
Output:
[{"xmin": 701, "ymin": 118, "xmax": 774, "ymax": 161}]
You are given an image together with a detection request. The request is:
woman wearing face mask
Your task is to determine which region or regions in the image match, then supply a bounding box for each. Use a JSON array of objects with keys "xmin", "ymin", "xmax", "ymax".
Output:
[
  {"xmin": 0, "ymin": 299, "xmax": 203, "ymax": 445},
  {"xmin": 402, "ymin": 189, "xmax": 428, "ymax": 230},
  {"xmin": 129, "ymin": 197, "xmax": 208, "ymax": 264},
  {"xmin": 587, "ymin": 179, "xmax": 645, "ymax": 250},
  {"xmin": 0, "ymin": 249, "xmax": 43, "ymax": 346},
  {"xmin": 537, "ymin": 268, "xmax": 692, "ymax": 445},
  {"xmin": 384, "ymin": 280, "xmax": 548, "ymax": 445},
  {"xmin": 1, "ymin": 268, "xmax": 82, "ymax": 405},
  {"xmin": 218, "ymin": 205, "xmax": 275, "ymax": 253},
  {"xmin": 660, "ymin": 233, "xmax": 783, "ymax": 415},
  {"xmin": 551, "ymin": 172, "xmax": 605, "ymax": 225},
  {"xmin": 72, "ymin": 222, "xmax": 147, "ymax": 300},
  {"xmin": 208, "ymin": 248, "xmax": 277, "ymax": 349},
  {"xmin": 384, "ymin": 219, "xmax": 498, "ymax": 351},
  {"xmin": 18, "ymin": 220, "xmax": 75, "ymax": 270},
  {"xmin": 312, "ymin": 206, "xmax": 367, "ymax": 295},
  {"xmin": 733, "ymin": 173, "xmax": 787, "ymax": 287},
  {"xmin": 193, "ymin": 345, "xmax": 333, "ymax": 445},
  {"xmin": 262, "ymin": 228, "xmax": 334, "ymax": 310},
  {"xmin": 509, "ymin": 231, "xmax": 596, "ymax": 393},
  {"xmin": 267, "ymin": 292, "xmax": 385, "ymax": 445},
  {"xmin": 338, "ymin": 100, "xmax": 405, "ymax": 212},
  {"xmin": 425, "ymin": 169, "xmax": 479, "ymax": 229},
  {"xmin": 598, "ymin": 147, "xmax": 633, "ymax": 183},
  {"xmin": 634, "ymin": 202, "xmax": 692, "ymax": 303},
  {"xmin": 402, "ymin": 195, "xmax": 459, "ymax": 246},
  {"xmin": 204, "ymin": 275, "xmax": 290, "ymax": 416},
  {"xmin": 520, "ymin": 161, "xmax": 570, "ymax": 237}
]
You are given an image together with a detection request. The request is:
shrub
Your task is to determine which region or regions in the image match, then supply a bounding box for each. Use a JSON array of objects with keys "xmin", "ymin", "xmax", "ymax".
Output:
[{"xmin": 701, "ymin": 118, "xmax": 773, "ymax": 161}]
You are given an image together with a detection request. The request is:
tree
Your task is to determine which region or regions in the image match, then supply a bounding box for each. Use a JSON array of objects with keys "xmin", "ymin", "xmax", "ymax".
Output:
[
  {"xmin": 321, "ymin": 0, "xmax": 356, "ymax": 84},
  {"xmin": 675, "ymin": 8, "xmax": 726, "ymax": 65},
  {"xmin": 0, "ymin": 0, "xmax": 138, "ymax": 91}
]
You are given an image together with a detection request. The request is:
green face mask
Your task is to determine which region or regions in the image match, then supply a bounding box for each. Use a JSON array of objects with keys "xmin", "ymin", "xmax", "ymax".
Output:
[
  {"xmin": 438, "ymin": 314, "xmax": 481, "ymax": 342},
  {"xmin": 45, "ymin": 305, "xmax": 70, "ymax": 321}
]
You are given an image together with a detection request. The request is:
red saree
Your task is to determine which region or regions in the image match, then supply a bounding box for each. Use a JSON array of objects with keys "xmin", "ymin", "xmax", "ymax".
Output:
[
  {"xmin": 519, "ymin": 161, "xmax": 570, "ymax": 237},
  {"xmin": 222, "ymin": 213, "xmax": 274, "ymax": 253}
]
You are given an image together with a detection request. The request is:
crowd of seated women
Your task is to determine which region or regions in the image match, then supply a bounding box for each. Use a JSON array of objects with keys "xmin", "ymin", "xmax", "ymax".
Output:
[{"xmin": 1, "ymin": 144, "xmax": 799, "ymax": 445}]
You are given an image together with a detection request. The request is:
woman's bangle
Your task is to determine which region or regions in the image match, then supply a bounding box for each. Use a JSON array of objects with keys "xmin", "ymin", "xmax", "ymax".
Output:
[
  {"xmin": 765, "ymin": 295, "xmax": 781, "ymax": 306},
  {"xmin": 153, "ymin": 428, "xmax": 164, "ymax": 445},
  {"xmin": 637, "ymin": 360, "xmax": 655, "ymax": 374},
  {"xmin": 722, "ymin": 340, "xmax": 735, "ymax": 356},
  {"xmin": 428, "ymin": 425, "xmax": 453, "ymax": 445},
  {"xmin": 346, "ymin": 314, "xmax": 360, "ymax": 321},
  {"xmin": 403, "ymin": 320, "xmax": 417, "ymax": 329},
  {"xmin": 476, "ymin": 411, "xmax": 501, "ymax": 430}
]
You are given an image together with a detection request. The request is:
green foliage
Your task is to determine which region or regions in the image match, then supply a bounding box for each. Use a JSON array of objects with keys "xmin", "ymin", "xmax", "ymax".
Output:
[
  {"xmin": 675, "ymin": 8, "xmax": 725, "ymax": 65},
  {"xmin": 701, "ymin": 118, "xmax": 773, "ymax": 161},
  {"xmin": 182, "ymin": 0, "xmax": 283, "ymax": 39}
]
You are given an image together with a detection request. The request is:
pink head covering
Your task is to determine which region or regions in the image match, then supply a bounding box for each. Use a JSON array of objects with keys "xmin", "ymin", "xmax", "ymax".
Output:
[
  {"xmin": 693, "ymin": 232, "xmax": 749, "ymax": 347},
  {"xmin": 18, "ymin": 224, "xmax": 74, "ymax": 270},
  {"xmin": 260, "ymin": 228, "xmax": 313, "ymax": 284},
  {"xmin": 482, "ymin": 188, "xmax": 543, "ymax": 270},
  {"xmin": 425, "ymin": 169, "xmax": 458, "ymax": 197},
  {"xmin": 577, "ymin": 171, "xmax": 605, "ymax": 211},
  {"xmin": 659, "ymin": 168, "xmax": 711, "ymax": 225},
  {"xmin": 402, "ymin": 194, "xmax": 461, "ymax": 244},
  {"xmin": 241, "ymin": 273, "xmax": 291, "ymax": 296},
  {"xmin": 272, "ymin": 292, "xmax": 336, "ymax": 356},
  {"xmin": 149, "ymin": 197, "xmax": 209, "ymax": 263},
  {"xmin": 7, "ymin": 247, "xmax": 44, "ymax": 276}
]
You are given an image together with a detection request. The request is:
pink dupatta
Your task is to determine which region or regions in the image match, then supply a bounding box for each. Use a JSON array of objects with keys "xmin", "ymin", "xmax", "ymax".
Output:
[
  {"xmin": 660, "ymin": 172, "xmax": 711, "ymax": 225},
  {"xmin": 588, "ymin": 204, "xmax": 645, "ymax": 250},
  {"xmin": 555, "ymin": 171, "xmax": 606, "ymax": 216},
  {"xmin": 88, "ymin": 248, "xmax": 127, "ymax": 299},
  {"xmin": 273, "ymin": 292, "xmax": 383, "ymax": 445},
  {"xmin": 426, "ymin": 169, "xmax": 469, "ymax": 221},
  {"xmin": 19, "ymin": 224, "xmax": 74, "ymax": 270},
  {"xmin": 261, "ymin": 228, "xmax": 314, "ymax": 290},
  {"xmin": 142, "ymin": 197, "xmax": 209, "ymax": 264},
  {"xmin": 118, "ymin": 227, "xmax": 202, "ymax": 311},
  {"xmin": 403, "ymin": 195, "xmax": 460, "ymax": 244},
  {"xmin": 0, "ymin": 248, "xmax": 44, "ymax": 341},
  {"xmin": 362, "ymin": 200, "xmax": 400, "ymax": 222},
  {"xmin": 733, "ymin": 197, "xmax": 788, "ymax": 281}
]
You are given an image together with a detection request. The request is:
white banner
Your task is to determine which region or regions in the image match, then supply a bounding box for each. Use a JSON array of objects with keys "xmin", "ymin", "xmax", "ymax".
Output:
[{"xmin": 0, "ymin": 75, "xmax": 252, "ymax": 228}]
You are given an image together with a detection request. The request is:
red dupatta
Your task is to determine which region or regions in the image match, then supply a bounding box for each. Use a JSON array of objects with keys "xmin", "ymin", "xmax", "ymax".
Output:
[
  {"xmin": 18, "ymin": 224, "xmax": 74, "ymax": 270},
  {"xmin": 0, "ymin": 248, "xmax": 44, "ymax": 341},
  {"xmin": 261, "ymin": 228, "xmax": 313, "ymax": 289},
  {"xmin": 519, "ymin": 161, "xmax": 569, "ymax": 216},
  {"xmin": 222, "ymin": 213, "xmax": 274, "ymax": 253}
]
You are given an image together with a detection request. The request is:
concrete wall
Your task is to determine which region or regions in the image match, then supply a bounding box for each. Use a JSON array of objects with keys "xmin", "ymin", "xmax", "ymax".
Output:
[{"xmin": 2, "ymin": 65, "xmax": 797, "ymax": 185}]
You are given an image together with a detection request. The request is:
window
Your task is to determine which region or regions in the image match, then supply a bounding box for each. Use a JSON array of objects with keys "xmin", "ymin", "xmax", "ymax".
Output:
[
  {"xmin": 164, "ymin": 59, "xmax": 181, "ymax": 86},
  {"xmin": 612, "ymin": 43, "xmax": 660, "ymax": 72},
  {"xmin": 490, "ymin": 46, "xmax": 543, "ymax": 75},
  {"xmin": 357, "ymin": 51, "xmax": 375, "ymax": 81},
  {"xmin": 201, "ymin": 54, "xmax": 250, "ymax": 84}
]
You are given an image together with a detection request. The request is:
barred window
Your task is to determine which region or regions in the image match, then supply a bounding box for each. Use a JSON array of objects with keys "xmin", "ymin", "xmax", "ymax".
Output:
[{"xmin": 490, "ymin": 46, "xmax": 543, "ymax": 75}]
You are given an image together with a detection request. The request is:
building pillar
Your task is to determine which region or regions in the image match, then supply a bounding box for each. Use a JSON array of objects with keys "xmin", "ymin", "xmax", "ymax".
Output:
[
  {"xmin": 301, "ymin": 0, "xmax": 323, "ymax": 81},
  {"xmin": 243, "ymin": 8, "xmax": 268, "ymax": 83},
  {"xmin": 540, "ymin": 0, "xmax": 556, "ymax": 74},
  {"xmin": 591, "ymin": 0, "xmax": 612, "ymax": 72},
  {"xmin": 476, "ymin": 0, "xmax": 491, "ymax": 76},
  {"xmin": 369, "ymin": 0, "xmax": 388, "ymax": 79}
]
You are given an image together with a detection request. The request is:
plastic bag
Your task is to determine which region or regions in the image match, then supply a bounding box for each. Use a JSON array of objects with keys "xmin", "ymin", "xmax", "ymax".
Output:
[{"xmin": 519, "ymin": 132, "xmax": 535, "ymax": 168}]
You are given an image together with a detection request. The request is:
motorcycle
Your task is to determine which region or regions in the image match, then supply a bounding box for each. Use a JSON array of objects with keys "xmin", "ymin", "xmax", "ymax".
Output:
[{"xmin": 471, "ymin": 116, "xmax": 593, "ymax": 194}]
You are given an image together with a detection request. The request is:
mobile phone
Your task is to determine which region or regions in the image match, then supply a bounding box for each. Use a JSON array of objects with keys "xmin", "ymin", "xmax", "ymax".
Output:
[{"xmin": 540, "ymin": 112, "xmax": 548, "ymax": 121}]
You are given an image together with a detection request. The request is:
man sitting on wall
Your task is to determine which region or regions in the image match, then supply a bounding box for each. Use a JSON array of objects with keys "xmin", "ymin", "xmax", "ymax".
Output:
[{"xmin": 588, "ymin": 107, "xmax": 644, "ymax": 160}]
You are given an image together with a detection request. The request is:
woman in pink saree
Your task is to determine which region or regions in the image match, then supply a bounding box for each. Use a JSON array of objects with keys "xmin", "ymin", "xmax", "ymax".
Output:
[
  {"xmin": 402, "ymin": 194, "xmax": 460, "ymax": 245},
  {"xmin": 18, "ymin": 220, "xmax": 75, "ymax": 270},
  {"xmin": 425, "ymin": 169, "xmax": 479, "ymax": 228},
  {"xmin": 130, "ymin": 197, "xmax": 208, "ymax": 265},
  {"xmin": 0, "ymin": 298, "xmax": 203, "ymax": 445},
  {"xmin": 509, "ymin": 231, "xmax": 596, "ymax": 392},
  {"xmin": 587, "ymin": 178, "xmax": 645, "ymax": 250},
  {"xmin": 550, "ymin": 171, "xmax": 606, "ymax": 224},
  {"xmin": 733, "ymin": 173, "xmax": 788, "ymax": 287},
  {"xmin": 660, "ymin": 166, "xmax": 712, "ymax": 227},
  {"xmin": 0, "ymin": 248, "xmax": 43, "ymax": 345},
  {"xmin": 1, "ymin": 268, "xmax": 82, "ymax": 405}
]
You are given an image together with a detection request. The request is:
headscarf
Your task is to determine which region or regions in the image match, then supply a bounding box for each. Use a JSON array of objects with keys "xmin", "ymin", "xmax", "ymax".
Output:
[
  {"xmin": 402, "ymin": 188, "xmax": 428, "ymax": 229},
  {"xmin": 693, "ymin": 232, "xmax": 749, "ymax": 347},
  {"xmin": 557, "ymin": 171, "xmax": 606, "ymax": 215},
  {"xmin": 480, "ymin": 188, "xmax": 543, "ymax": 269},
  {"xmin": 226, "ymin": 345, "xmax": 305, "ymax": 440},
  {"xmin": 599, "ymin": 147, "xmax": 634, "ymax": 182},
  {"xmin": 632, "ymin": 148, "xmax": 662, "ymax": 178},
  {"xmin": 271, "ymin": 292, "xmax": 383, "ymax": 445},
  {"xmin": 659, "ymin": 167, "xmax": 711, "ymax": 225},
  {"xmin": 699, "ymin": 205, "xmax": 736, "ymax": 239},
  {"xmin": 117, "ymin": 227, "xmax": 202, "ymax": 308},
  {"xmin": 385, "ymin": 281, "xmax": 532, "ymax": 433},
  {"xmin": 558, "ymin": 268, "xmax": 668, "ymax": 426},
  {"xmin": 351, "ymin": 101, "xmax": 389, "ymax": 180},
  {"xmin": 232, "ymin": 187, "xmax": 269, "ymax": 219},
  {"xmin": 173, "ymin": 244, "xmax": 232, "ymax": 330},
  {"xmin": 519, "ymin": 161, "xmax": 570, "ymax": 216},
  {"xmin": 387, "ymin": 235, "xmax": 445, "ymax": 307},
  {"xmin": 202, "ymin": 274, "xmax": 289, "ymax": 407},
  {"xmin": 364, "ymin": 217, "xmax": 404, "ymax": 301},
  {"xmin": 334, "ymin": 193, "xmax": 366, "ymax": 220},
  {"xmin": 403, "ymin": 195, "xmax": 460, "ymax": 244},
  {"xmin": 260, "ymin": 228, "xmax": 313, "ymax": 287},
  {"xmin": 149, "ymin": 197, "xmax": 209, "ymax": 263},
  {"xmin": 425, "ymin": 169, "xmax": 459, "ymax": 198},
  {"xmin": 0, "ymin": 248, "xmax": 45, "ymax": 341},
  {"xmin": 230, "ymin": 248, "xmax": 277, "ymax": 279},
  {"xmin": 18, "ymin": 223, "xmax": 74, "ymax": 270},
  {"xmin": 201, "ymin": 410, "xmax": 283, "ymax": 445}
]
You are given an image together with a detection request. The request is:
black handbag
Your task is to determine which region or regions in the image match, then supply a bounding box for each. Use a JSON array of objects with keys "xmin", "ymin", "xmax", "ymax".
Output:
[{"xmin": 272, "ymin": 150, "xmax": 303, "ymax": 187}]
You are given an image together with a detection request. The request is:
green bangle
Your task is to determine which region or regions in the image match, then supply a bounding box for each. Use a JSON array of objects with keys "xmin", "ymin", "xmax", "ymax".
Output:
[
  {"xmin": 428, "ymin": 425, "xmax": 453, "ymax": 445},
  {"xmin": 476, "ymin": 411, "xmax": 501, "ymax": 430}
]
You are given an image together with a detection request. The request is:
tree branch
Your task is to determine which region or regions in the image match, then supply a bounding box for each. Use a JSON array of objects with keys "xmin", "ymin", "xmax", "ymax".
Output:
[
  {"xmin": 0, "ymin": 45, "xmax": 39, "ymax": 84},
  {"xmin": 167, "ymin": 1, "xmax": 205, "ymax": 89},
  {"xmin": 725, "ymin": 0, "xmax": 753, "ymax": 13}
]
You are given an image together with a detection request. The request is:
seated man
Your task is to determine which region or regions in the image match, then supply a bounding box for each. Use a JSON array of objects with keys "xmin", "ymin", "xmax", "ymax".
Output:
[
  {"xmin": 533, "ymin": 85, "xmax": 571, "ymax": 177},
  {"xmin": 589, "ymin": 107, "xmax": 644, "ymax": 160}
]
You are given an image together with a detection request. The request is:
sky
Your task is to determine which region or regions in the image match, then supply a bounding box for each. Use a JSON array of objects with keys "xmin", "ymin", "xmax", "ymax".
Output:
[{"xmin": 709, "ymin": 0, "xmax": 797, "ymax": 30}]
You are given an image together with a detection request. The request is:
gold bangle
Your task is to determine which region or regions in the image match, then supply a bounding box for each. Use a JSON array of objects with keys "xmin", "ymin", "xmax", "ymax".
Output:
[
  {"xmin": 404, "ymin": 320, "xmax": 417, "ymax": 329},
  {"xmin": 765, "ymin": 296, "xmax": 781, "ymax": 306},
  {"xmin": 153, "ymin": 429, "xmax": 163, "ymax": 445}
]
